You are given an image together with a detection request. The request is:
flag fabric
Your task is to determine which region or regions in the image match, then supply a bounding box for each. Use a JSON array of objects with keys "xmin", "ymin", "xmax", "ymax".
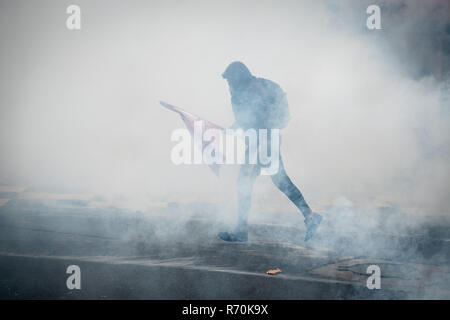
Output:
[{"xmin": 160, "ymin": 101, "xmax": 224, "ymax": 176}]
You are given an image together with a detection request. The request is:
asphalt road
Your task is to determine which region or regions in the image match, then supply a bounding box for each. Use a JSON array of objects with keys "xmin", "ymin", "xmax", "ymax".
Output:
[{"xmin": 0, "ymin": 193, "xmax": 449, "ymax": 299}]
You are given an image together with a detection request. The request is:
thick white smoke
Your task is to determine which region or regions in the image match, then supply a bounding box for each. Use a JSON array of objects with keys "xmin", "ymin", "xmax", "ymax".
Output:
[{"xmin": 0, "ymin": 0, "xmax": 448, "ymax": 217}]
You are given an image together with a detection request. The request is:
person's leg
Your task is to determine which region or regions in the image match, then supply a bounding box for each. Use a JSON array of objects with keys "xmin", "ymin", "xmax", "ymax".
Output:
[
  {"xmin": 236, "ymin": 163, "xmax": 261, "ymax": 232},
  {"xmin": 218, "ymin": 164, "xmax": 260, "ymax": 242},
  {"xmin": 270, "ymin": 156, "xmax": 322, "ymax": 241},
  {"xmin": 270, "ymin": 157, "xmax": 312, "ymax": 218},
  {"xmin": 219, "ymin": 133, "xmax": 261, "ymax": 242}
]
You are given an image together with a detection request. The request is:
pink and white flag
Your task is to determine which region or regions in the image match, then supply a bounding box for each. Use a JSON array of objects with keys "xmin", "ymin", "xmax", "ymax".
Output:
[{"xmin": 161, "ymin": 101, "xmax": 224, "ymax": 176}]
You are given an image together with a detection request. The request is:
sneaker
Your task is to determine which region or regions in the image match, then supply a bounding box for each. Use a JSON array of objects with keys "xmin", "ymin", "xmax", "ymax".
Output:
[
  {"xmin": 304, "ymin": 213, "xmax": 323, "ymax": 242},
  {"xmin": 218, "ymin": 230, "xmax": 248, "ymax": 242}
]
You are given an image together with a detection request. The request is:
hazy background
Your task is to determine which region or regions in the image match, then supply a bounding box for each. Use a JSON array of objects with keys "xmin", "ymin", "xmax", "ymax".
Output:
[{"xmin": 0, "ymin": 0, "xmax": 449, "ymax": 217}]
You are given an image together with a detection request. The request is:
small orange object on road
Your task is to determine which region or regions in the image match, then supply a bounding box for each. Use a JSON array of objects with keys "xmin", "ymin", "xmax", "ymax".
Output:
[{"xmin": 266, "ymin": 268, "xmax": 282, "ymax": 275}]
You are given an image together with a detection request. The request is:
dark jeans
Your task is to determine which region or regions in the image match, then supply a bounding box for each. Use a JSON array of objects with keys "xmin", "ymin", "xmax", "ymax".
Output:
[{"xmin": 236, "ymin": 134, "xmax": 312, "ymax": 231}]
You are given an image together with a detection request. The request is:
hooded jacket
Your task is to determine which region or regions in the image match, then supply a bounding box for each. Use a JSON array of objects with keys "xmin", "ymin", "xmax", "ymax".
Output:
[{"xmin": 223, "ymin": 62, "xmax": 290, "ymax": 130}]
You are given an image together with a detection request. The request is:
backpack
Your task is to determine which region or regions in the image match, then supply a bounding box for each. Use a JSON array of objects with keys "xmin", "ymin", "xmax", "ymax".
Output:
[{"xmin": 259, "ymin": 78, "xmax": 290, "ymax": 129}]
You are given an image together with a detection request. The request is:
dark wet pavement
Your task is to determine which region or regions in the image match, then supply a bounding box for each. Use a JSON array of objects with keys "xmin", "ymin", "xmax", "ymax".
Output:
[{"xmin": 0, "ymin": 195, "xmax": 449, "ymax": 299}]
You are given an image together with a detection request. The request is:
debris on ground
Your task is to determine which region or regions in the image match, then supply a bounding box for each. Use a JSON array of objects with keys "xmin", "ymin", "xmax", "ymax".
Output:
[{"xmin": 266, "ymin": 268, "xmax": 282, "ymax": 275}]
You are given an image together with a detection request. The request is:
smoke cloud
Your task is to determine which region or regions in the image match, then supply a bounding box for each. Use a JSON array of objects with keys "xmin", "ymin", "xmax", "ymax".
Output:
[{"xmin": 0, "ymin": 0, "xmax": 448, "ymax": 217}]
